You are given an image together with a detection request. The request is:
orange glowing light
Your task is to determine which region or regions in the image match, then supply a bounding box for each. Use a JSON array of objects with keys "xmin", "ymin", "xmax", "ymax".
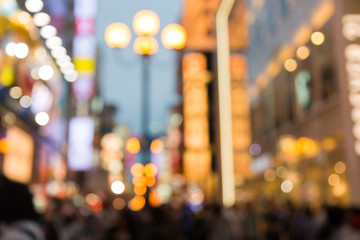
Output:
[
  {"xmin": 130, "ymin": 163, "xmax": 144, "ymax": 176},
  {"xmin": 149, "ymin": 189, "xmax": 162, "ymax": 207},
  {"xmin": 85, "ymin": 193, "xmax": 100, "ymax": 206},
  {"xmin": 104, "ymin": 22, "xmax": 131, "ymax": 48},
  {"xmin": 145, "ymin": 176, "xmax": 156, "ymax": 187},
  {"xmin": 150, "ymin": 139, "xmax": 163, "ymax": 154},
  {"xmin": 128, "ymin": 196, "xmax": 146, "ymax": 211},
  {"xmin": 133, "ymin": 36, "xmax": 158, "ymax": 55},
  {"xmin": 161, "ymin": 24, "xmax": 187, "ymax": 50},
  {"xmin": 126, "ymin": 137, "xmax": 141, "ymax": 154},
  {"xmin": 144, "ymin": 163, "xmax": 158, "ymax": 177},
  {"xmin": 297, "ymin": 137, "xmax": 318, "ymax": 157},
  {"xmin": 134, "ymin": 185, "xmax": 147, "ymax": 195},
  {"xmin": 132, "ymin": 176, "xmax": 146, "ymax": 186},
  {"xmin": 132, "ymin": 10, "xmax": 160, "ymax": 36},
  {"xmin": 0, "ymin": 139, "xmax": 8, "ymax": 153}
]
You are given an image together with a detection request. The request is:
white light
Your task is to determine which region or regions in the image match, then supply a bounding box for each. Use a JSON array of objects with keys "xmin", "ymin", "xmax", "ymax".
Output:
[
  {"xmin": 17, "ymin": 11, "xmax": 31, "ymax": 25},
  {"xmin": 46, "ymin": 36, "xmax": 62, "ymax": 50},
  {"xmin": 33, "ymin": 12, "xmax": 50, "ymax": 27},
  {"xmin": 25, "ymin": 0, "xmax": 44, "ymax": 13},
  {"xmin": 9, "ymin": 86, "xmax": 22, "ymax": 99},
  {"xmin": 60, "ymin": 62, "xmax": 74, "ymax": 74},
  {"xmin": 34, "ymin": 47, "xmax": 47, "ymax": 61},
  {"xmin": 5, "ymin": 42, "xmax": 16, "ymax": 56},
  {"xmin": 35, "ymin": 112, "xmax": 50, "ymax": 126},
  {"xmin": 64, "ymin": 70, "xmax": 78, "ymax": 82},
  {"xmin": 56, "ymin": 55, "xmax": 71, "ymax": 67},
  {"xmin": 31, "ymin": 67, "xmax": 40, "ymax": 80},
  {"xmin": 14, "ymin": 43, "xmax": 29, "ymax": 59},
  {"xmin": 38, "ymin": 65, "xmax": 54, "ymax": 81},
  {"xmin": 20, "ymin": 95, "xmax": 32, "ymax": 108},
  {"xmin": 40, "ymin": 25, "xmax": 57, "ymax": 39},
  {"xmin": 281, "ymin": 180, "xmax": 293, "ymax": 193},
  {"xmin": 111, "ymin": 181, "xmax": 125, "ymax": 194},
  {"xmin": 51, "ymin": 46, "xmax": 67, "ymax": 59}
]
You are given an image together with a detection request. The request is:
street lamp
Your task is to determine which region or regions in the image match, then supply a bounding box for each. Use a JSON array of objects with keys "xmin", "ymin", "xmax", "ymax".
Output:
[{"xmin": 104, "ymin": 10, "xmax": 186, "ymax": 164}]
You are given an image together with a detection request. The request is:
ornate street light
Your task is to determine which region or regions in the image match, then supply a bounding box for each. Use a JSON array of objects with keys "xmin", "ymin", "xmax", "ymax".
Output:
[{"xmin": 104, "ymin": 10, "xmax": 187, "ymax": 164}]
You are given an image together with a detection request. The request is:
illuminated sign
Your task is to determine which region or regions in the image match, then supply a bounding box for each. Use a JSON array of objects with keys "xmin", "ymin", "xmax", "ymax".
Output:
[
  {"xmin": 3, "ymin": 126, "xmax": 34, "ymax": 183},
  {"xmin": 343, "ymin": 14, "xmax": 360, "ymax": 155},
  {"xmin": 182, "ymin": 53, "xmax": 211, "ymax": 183},
  {"xmin": 67, "ymin": 117, "xmax": 94, "ymax": 171}
]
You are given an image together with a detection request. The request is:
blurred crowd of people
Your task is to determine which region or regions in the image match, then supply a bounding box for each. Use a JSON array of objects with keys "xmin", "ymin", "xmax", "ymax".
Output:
[{"xmin": 1, "ymin": 174, "xmax": 360, "ymax": 240}]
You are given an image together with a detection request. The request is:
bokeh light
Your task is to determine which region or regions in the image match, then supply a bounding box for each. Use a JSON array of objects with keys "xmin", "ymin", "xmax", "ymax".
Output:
[
  {"xmin": 144, "ymin": 163, "xmax": 158, "ymax": 177},
  {"xmin": 126, "ymin": 137, "xmax": 141, "ymax": 154},
  {"xmin": 132, "ymin": 10, "xmax": 160, "ymax": 36},
  {"xmin": 14, "ymin": 43, "xmax": 29, "ymax": 59},
  {"xmin": 311, "ymin": 31, "xmax": 325, "ymax": 45},
  {"xmin": 134, "ymin": 185, "xmax": 147, "ymax": 196},
  {"xmin": 264, "ymin": 169, "xmax": 276, "ymax": 182},
  {"xmin": 161, "ymin": 24, "xmax": 187, "ymax": 50},
  {"xmin": 281, "ymin": 180, "xmax": 293, "ymax": 193},
  {"xmin": 20, "ymin": 95, "xmax": 32, "ymax": 108},
  {"xmin": 25, "ymin": 0, "xmax": 44, "ymax": 13},
  {"xmin": 150, "ymin": 139, "xmax": 163, "ymax": 154},
  {"xmin": 284, "ymin": 58, "xmax": 297, "ymax": 72},
  {"xmin": 128, "ymin": 196, "xmax": 146, "ymax": 211},
  {"xmin": 35, "ymin": 112, "xmax": 50, "ymax": 126},
  {"xmin": 9, "ymin": 86, "xmax": 22, "ymax": 99},
  {"xmin": 38, "ymin": 65, "xmax": 54, "ymax": 81},
  {"xmin": 130, "ymin": 163, "xmax": 144, "ymax": 176},
  {"xmin": 276, "ymin": 166, "xmax": 288, "ymax": 178},
  {"xmin": 104, "ymin": 22, "xmax": 131, "ymax": 48},
  {"xmin": 296, "ymin": 46, "xmax": 310, "ymax": 60},
  {"xmin": 33, "ymin": 12, "xmax": 50, "ymax": 27},
  {"xmin": 334, "ymin": 161, "xmax": 346, "ymax": 174},
  {"xmin": 328, "ymin": 173, "xmax": 340, "ymax": 187},
  {"xmin": 111, "ymin": 181, "xmax": 125, "ymax": 194},
  {"xmin": 113, "ymin": 198, "xmax": 126, "ymax": 210},
  {"xmin": 249, "ymin": 143, "xmax": 262, "ymax": 156}
]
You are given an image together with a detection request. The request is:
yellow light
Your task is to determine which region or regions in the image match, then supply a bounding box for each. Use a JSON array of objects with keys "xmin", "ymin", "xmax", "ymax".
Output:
[
  {"xmin": 113, "ymin": 198, "xmax": 126, "ymax": 210},
  {"xmin": 322, "ymin": 137, "xmax": 337, "ymax": 152},
  {"xmin": 311, "ymin": 31, "xmax": 325, "ymax": 45},
  {"xmin": 130, "ymin": 163, "xmax": 144, "ymax": 176},
  {"xmin": 150, "ymin": 139, "xmax": 163, "ymax": 154},
  {"xmin": 332, "ymin": 183, "xmax": 347, "ymax": 197},
  {"xmin": 9, "ymin": 86, "xmax": 22, "ymax": 99},
  {"xmin": 134, "ymin": 185, "xmax": 147, "ymax": 195},
  {"xmin": 144, "ymin": 163, "xmax": 158, "ymax": 177},
  {"xmin": 132, "ymin": 10, "xmax": 160, "ymax": 36},
  {"xmin": 296, "ymin": 46, "xmax": 310, "ymax": 60},
  {"xmin": 161, "ymin": 24, "xmax": 187, "ymax": 50},
  {"xmin": 297, "ymin": 137, "xmax": 318, "ymax": 157},
  {"xmin": 104, "ymin": 22, "xmax": 131, "ymax": 48},
  {"xmin": 133, "ymin": 36, "xmax": 158, "ymax": 55},
  {"xmin": 276, "ymin": 166, "xmax": 288, "ymax": 179},
  {"xmin": 328, "ymin": 173, "xmax": 340, "ymax": 187},
  {"xmin": 126, "ymin": 137, "xmax": 141, "ymax": 154},
  {"xmin": 284, "ymin": 58, "xmax": 297, "ymax": 72},
  {"xmin": 334, "ymin": 161, "xmax": 346, "ymax": 174},
  {"xmin": 128, "ymin": 196, "xmax": 145, "ymax": 211}
]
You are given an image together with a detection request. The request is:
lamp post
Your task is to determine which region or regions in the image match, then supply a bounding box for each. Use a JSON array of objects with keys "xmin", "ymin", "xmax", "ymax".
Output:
[{"xmin": 104, "ymin": 10, "xmax": 186, "ymax": 164}]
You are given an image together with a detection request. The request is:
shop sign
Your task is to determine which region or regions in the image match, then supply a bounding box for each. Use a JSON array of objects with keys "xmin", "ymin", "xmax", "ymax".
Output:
[
  {"xmin": 3, "ymin": 126, "xmax": 34, "ymax": 183},
  {"xmin": 343, "ymin": 14, "xmax": 360, "ymax": 155},
  {"xmin": 67, "ymin": 117, "xmax": 94, "ymax": 171}
]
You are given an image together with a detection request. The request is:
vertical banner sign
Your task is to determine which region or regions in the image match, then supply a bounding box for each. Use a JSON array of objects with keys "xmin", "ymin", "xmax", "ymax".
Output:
[
  {"xmin": 182, "ymin": 53, "xmax": 211, "ymax": 184},
  {"xmin": 337, "ymin": 0, "xmax": 360, "ymax": 205},
  {"xmin": 230, "ymin": 54, "xmax": 252, "ymax": 183},
  {"xmin": 68, "ymin": 117, "xmax": 94, "ymax": 171},
  {"xmin": 72, "ymin": 0, "xmax": 97, "ymax": 101}
]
